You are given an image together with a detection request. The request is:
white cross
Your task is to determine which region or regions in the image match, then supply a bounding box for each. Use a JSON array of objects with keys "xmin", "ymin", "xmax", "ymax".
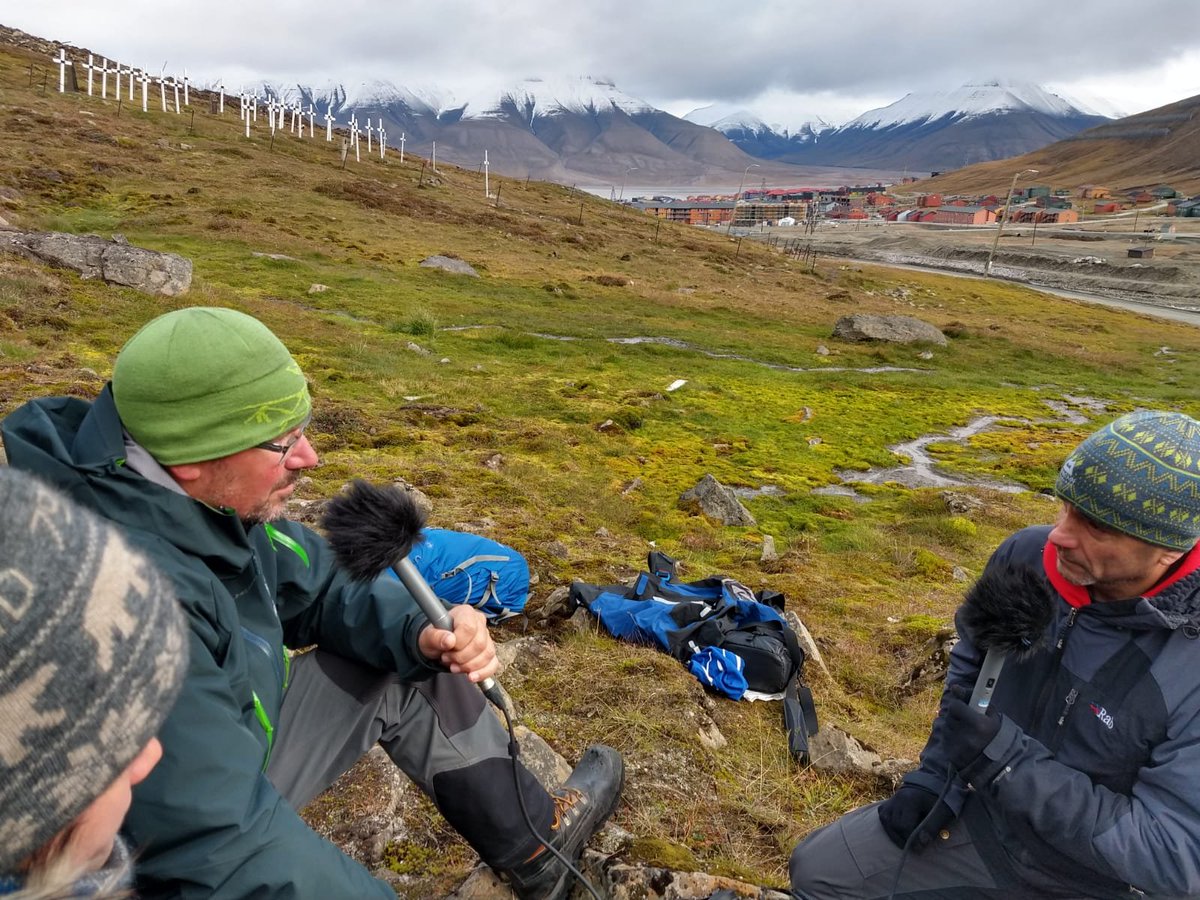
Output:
[
  {"xmin": 218, "ymin": 81, "xmax": 225, "ymax": 115},
  {"xmin": 379, "ymin": 124, "xmax": 386, "ymax": 158},
  {"xmin": 399, "ymin": 132, "xmax": 405, "ymax": 163},
  {"xmin": 139, "ymin": 70, "xmax": 151, "ymax": 112},
  {"xmin": 82, "ymin": 53, "xmax": 97, "ymax": 96},
  {"xmin": 158, "ymin": 73, "xmax": 167, "ymax": 112},
  {"xmin": 125, "ymin": 64, "xmax": 135, "ymax": 102},
  {"xmin": 484, "ymin": 150, "xmax": 490, "ymax": 197},
  {"xmin": 432, "ymin": 141, "xmax": 437, "ymax": 172},
  {"xmin": 99, "ymin": 58, "xmax": 110, "ymax": 99},
  {"xmin": 266, "ymin": 97, "xmax": 276, "ymax": 132},
  {"xmin": 307, "ymin": 104, "xmax": 315, "ymax": 138},
  {"xmin": 365, "ymin": 118, "xmax": 373, "ymax": 154},
  {"xmin": 171, "ymin": 76, "xmax": 180, "ymax": 113},
  {"xmin": 251, "ymin": 95, "xmax": 257, "ymax": 122},
  {"xmin": 182, "ymin": 69, "xmax": 189, "ymax": 106},
  {"xmin": 245, "ymin": 103, "xmax": 251, "ymax": 138},
  {"xmin": 53, "ymin": 48, "xmax": 67, "ymax": 93},
  {"xmin": 324, "ymin": 109, "xmax": 334, "ymax": 141}
]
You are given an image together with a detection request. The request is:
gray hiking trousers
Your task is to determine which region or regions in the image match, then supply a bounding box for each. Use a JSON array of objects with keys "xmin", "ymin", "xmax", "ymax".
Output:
[
  {"xmin": 265, "ymin": 649, "xmax": 552, "ymax": 871},
  {"xmin": 789, "ymin": 800, "xmax": 1097, "ymax": 900}
]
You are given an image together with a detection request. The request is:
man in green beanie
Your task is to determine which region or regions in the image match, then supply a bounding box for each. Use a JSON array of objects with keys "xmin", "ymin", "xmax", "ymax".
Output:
[
  {"xmin": 1, "ymin": 307, "xmax": 623, "ymax": 900},
  {"xmin": 789, "ymin": 410, "xmax": 1200, "ymax": 899}
]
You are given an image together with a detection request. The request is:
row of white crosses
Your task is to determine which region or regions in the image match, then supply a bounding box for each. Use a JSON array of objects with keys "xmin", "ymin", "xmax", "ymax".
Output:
[
  {"xmin": 55, "ymin": 48, "xmax": 195, "ymax": 116},
  {"xmin": 53, "ymin": 47, "xmax": 405, "ymax": 167}
]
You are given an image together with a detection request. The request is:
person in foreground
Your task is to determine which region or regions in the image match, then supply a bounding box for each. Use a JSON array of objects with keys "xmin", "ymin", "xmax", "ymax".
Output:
[
  {"xmin": 1, "ymin": 306, "xmax": 623, "ymax": 900},
  {"xmin": 790, "ymin": 410, "xmax": 1200, "ymax": 899},
  {"xmin": 0, "ymin": 467, "xmax": 188, "ymax": 898}
]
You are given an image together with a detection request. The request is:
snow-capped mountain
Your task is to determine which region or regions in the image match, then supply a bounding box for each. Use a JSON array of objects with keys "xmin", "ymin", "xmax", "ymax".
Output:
[
  {"xmin": 683, "ymin": 103, "xmax": 830, "ymax": 158},
  {"xmin": 771, "ymin": 80, "xmax": 1111, "ymax": 171}
]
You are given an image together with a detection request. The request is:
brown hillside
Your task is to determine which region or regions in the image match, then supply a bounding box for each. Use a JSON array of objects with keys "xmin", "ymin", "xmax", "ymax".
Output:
[{"xmin": 915, "ymin": 93, "xmax": 1200, "ymax": 196}]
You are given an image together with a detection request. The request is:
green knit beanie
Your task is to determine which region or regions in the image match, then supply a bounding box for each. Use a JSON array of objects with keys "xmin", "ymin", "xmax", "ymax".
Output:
[
  {"xmin": 112, "ymin": 307, "xmax": 311, "ymax": 465},
  {"xmin": 1055, "ymin": 410, "xmax": 1200, "ymax": 550}
]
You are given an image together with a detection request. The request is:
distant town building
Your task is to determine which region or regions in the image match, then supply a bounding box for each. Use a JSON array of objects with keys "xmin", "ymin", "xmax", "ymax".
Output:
[{"xmin": 1128, "ymin": 247, "xmax": 1155, "ymax": 258}]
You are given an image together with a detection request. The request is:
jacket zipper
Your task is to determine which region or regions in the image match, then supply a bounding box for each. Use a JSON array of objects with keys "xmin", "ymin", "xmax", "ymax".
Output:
[
  {"xmin": 241, "ymin": 626, "xmax": 286, "ymax": 770},
  {"xmin": 1032, "ymin": 607, "xmax": 1080, "ymax": 729}
]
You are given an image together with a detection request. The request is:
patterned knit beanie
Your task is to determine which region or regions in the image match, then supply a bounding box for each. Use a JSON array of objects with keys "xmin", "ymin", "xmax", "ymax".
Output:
[
  {"xmin": 0, "ymin": 468, "xmax": 188, "ymax": 872},
  {"xmin": 112, "ymin": 307, "xmax": 311, "ymax": 465},
  {"xmin": 1055, "ymin": 410, "xmax": 1200, "ymax": 550}
]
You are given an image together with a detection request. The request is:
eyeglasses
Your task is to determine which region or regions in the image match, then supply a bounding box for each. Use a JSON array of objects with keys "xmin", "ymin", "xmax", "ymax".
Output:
[{"xmin": 255, "ymin": 430, "xmax": 306, "ymax": 464}]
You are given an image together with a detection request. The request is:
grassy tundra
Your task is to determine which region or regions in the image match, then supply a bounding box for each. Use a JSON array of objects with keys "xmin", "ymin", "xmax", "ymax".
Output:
[{"xmin": 2, "ymin": 37, "xmax": 1199, "ymax": 894}]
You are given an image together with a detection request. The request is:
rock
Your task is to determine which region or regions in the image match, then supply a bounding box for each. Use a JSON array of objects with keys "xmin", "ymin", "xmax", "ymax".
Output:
[
  {"xmin": 783, "ymin": 610, "xmax": 830, "ymax": 681},
  {"xmin": 808, "ymin": 725, "xmax": 881, "ymax": 774},
  {"xmin": 300, "ymin": 746, "xmax": 403, "ymax": 868},
  {"xmin": 917, "ymin": 350, "xmax": 934, "ymax": 360},
  {"xmin": 679, "ymin": 474, "xmax": 756, "ymax": 526},
  {"xmin": 597, "ymin": 418, "xmax": 617, "ymax": 432},
  {"xmin": 952, "ymin": 566, "xmax": 970, "ymax": 582},
  {"xmin": 308, "ymin": 283, "xmax": 328, "ymax": 293},
  {"xmin": 760, "ymin": 535, "xmax": 778, "ymax": 563},
  {"xmin": 419, "ymin": 255, "xmax": 479, "ymax": 277},
  {"xmin": 698, "ymin": 720, "xmax": 727, "ymax": 750},
  {"xmin": 483, "ymin": 453, "xmax": 503, "ymax": 470},
  {"xmin": 250, "ymin": 251, "xmax": 297, "ymax": 261},
  {"xmin": 509, "ymin": 724, "xmax": 573, "ymax": 791},
  {"xmin": 807, "ymin": 437, "xmax": 822, "ymax": 446},
  {"xmin": 815, "ymin": 344, "xmax": 830, "ymax": 356},
  {"xmin": 0, "ymin": 231, "xmax": 192, "ymax": 296},
  {"xmin": 941, "ymin": 491, "xmax": 983, "ymax": 514},
  {"xmin": 902, "ymin": 626, "xmax": 958, "ymax": 692},
  {"xmin": 494, "ymin": 637, "xmax": 545, "ymax": 677},
  {"xmin": 535, "ymin": 585, "xmax": 574, "ymax": 619},
  {"xmin": 621, "ymin": 477, "xmax": 643, "ymax": 496},
  {"xmin": 832, "ymin": 314, "xmax": 947, "ymax": 346},
  {"xmin": 546, "ymin": 541, "xmax": 569, "ymax": 560},
  {"xmin": 602, "ymin": 861, "xmax": 790, "ymax": 899},
  {"xmin": 405, "ymin": 341, "xmax": 431, "ymax": 356}
]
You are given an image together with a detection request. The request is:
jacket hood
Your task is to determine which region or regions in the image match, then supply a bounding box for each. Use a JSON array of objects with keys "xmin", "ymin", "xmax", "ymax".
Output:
[{"xmin": 2, "ymin": 387, "xmax": 256, "ymax": 572}]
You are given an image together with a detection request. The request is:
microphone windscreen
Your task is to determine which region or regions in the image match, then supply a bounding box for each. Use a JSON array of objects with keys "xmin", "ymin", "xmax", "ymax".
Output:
[
  {"xmin": 320, "ymin": 480, "xmax": 428, "ymax": 582},
  {"xmin": 960, "ymin": 564, "xmax": 1057, "ymax": 656}
]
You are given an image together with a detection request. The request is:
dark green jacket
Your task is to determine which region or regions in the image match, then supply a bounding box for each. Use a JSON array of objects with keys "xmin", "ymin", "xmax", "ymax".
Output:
[{"xmin": 2, "ymin": 388, "xmax": 437, "ymax": 898}]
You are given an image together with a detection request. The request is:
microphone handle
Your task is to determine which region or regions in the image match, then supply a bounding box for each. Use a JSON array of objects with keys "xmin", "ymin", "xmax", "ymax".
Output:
[
  {"xmin": 968, "ymin": 648, "xmax": 1006, "ymax": 713},
  {"xmin": 392, "ymin": 557, "xmax": 505, "ymax": 708}
]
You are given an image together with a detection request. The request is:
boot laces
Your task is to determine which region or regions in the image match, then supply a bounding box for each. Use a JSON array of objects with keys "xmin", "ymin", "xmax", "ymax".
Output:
[{"xmin": 550, "ymin": 787, "xmax": 586, "ymax": 833}]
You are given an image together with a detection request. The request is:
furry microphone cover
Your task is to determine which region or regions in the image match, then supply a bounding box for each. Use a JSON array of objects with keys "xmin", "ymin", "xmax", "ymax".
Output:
[
  {"xmin": 320, "ymin": 479, "xmax": 428, "ymax": 581},
  {"xmin": 960, "ymin": 564, "xmax": 1058, "ymax": 655}
]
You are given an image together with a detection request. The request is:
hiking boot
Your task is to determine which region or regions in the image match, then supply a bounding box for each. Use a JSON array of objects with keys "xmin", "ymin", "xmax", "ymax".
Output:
[{"xmin": 503, "ymin": 744, "xmax": 624, "ymax": 900}]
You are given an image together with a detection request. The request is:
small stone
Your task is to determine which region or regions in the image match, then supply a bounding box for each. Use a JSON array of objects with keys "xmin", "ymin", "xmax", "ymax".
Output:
[
  {"xmin": 439, "ymin": 357, "xmax": 451, "ymax": 364},
  {"xmin": 698, "ymin": 721, "xmax": 727, "ymax": 750},
  {"xmin": 918, "ymin": 350, "xmax": 934, "ymax": 360},
  {"xmin": 620, "ymin": 477, "xmax": 643, "ymax": 496},
  {"xmin": 482, "ymin": 453, "xmax": 503, "ymax": 470},
  {"xmin": 815, "ymin": 344, "xmax": 830, "ymax": 356},
  {"xmin": 760, "ymin": 535, "xmax": 778, "ymax": 563},
  {"xmin": 308, "ymin": 283, "xmax": 328, "ymax": 293}
]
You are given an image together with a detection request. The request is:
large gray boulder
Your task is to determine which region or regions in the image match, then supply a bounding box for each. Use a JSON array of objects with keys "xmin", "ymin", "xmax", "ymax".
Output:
[
  {"xmin": 0, "ymin": 231, "xmax": 192, "ymax": 296},
  {"xmin": 419, "ymin": 255, "xmax": 480, "ymax": 277},
  {"xmin": 679, "ymin": 474, "xmax": 756, "ymax": 526},
  {"xmin": 832, "ymin": 314, "xmax": 947, "ymax": 346}
]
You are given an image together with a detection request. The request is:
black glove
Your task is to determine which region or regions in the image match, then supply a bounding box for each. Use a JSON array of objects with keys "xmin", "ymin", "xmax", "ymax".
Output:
[
  {"xmin": 941, "ymin": 688, "xmax": 1002, "ymax": 774},
  {"xmin": 877, "ymin": 784, "xmax": 956, "ymax": 851}
]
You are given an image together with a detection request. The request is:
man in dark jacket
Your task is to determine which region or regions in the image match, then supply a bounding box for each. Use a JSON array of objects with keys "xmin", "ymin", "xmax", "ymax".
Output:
[
  {"xmin": 790, "ymin": 410, "xmax": 1200, "ymax": 899},
  {"xmin": 1, "ymin": 307, "xmax": 624, "ymax": 900}
]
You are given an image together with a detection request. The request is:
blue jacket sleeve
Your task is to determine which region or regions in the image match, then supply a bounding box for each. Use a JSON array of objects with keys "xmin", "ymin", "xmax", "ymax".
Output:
[
  {"xmin": 125, "ymin": 630, "xmax": 395, "ymax": 899},
  {"xmin": 266, "ymin": 521, "xmax": 442, "ymax": 681}
]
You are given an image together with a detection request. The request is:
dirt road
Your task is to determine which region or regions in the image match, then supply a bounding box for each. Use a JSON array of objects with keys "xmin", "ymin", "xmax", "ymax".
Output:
[{"xmin": 745, "ymin": 216, "xmax": 1200, "ymax": 318}]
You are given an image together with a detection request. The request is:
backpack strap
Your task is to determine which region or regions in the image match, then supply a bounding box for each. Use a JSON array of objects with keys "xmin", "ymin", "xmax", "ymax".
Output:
[
  {"xmin": 439, "ymin": 554, "xmax": 510, "ymax": 578},
  {"xmin": 783, "ymin": 674, "xmax": 819, "ymax": 765}
]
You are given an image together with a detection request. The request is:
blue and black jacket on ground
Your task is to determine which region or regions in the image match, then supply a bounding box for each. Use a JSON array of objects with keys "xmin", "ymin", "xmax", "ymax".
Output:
[{"xmin": 571, "ymin": 552, "xmax": 817, "ymax": 762}]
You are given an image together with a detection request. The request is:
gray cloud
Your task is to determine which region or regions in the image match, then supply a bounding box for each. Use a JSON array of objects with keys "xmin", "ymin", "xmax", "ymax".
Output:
[{"xmin": 11, "ymin": 0, "xmax": 1200, "ymax": 121}]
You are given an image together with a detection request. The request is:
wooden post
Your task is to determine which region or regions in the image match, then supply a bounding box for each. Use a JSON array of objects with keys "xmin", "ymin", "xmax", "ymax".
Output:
[
  {"xmin": 578, "ymin": 202, "xmax": 584, "ymax": 226},
  {"xmin": 494, "ymin": 181, "xmax": 502, "ymax": 207},
  {"xmin": 188, "ymin": 109, "xmax": 195, "ymax": 134}
]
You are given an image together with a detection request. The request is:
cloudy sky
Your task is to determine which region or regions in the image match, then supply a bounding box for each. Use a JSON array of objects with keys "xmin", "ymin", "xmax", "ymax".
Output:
[{"xmin": 9, "ymin": 1, "xmax": 1200, "ymax": 128}]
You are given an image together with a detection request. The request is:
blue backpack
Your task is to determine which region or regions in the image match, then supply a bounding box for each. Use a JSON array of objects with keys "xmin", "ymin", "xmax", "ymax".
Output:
[
  {"xmin": 391, "ymin": 528, "xmax": 530, "ymax": 621},
  {"xmin": 570, "ymin": 552, "xmax": 818, "ymax": 762}
]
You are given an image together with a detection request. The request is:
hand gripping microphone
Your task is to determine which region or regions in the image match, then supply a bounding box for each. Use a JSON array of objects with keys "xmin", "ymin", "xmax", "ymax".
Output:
[
  {"xmin": 320, "ymin": 479, "xmax": 506, "ymax": 710},
  {"xmin": 959, "ymin": 565, "xmax": 1057, "ymax": 714}
]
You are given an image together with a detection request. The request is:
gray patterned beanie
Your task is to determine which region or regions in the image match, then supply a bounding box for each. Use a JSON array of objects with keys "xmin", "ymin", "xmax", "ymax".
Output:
[
  {"xmin": 1055, "ymin": 410, "xmax": 1200, "ymax": 550},
  {"xmin": 0, "ymin": 468, "xmax": 188, "ymax": 872}
]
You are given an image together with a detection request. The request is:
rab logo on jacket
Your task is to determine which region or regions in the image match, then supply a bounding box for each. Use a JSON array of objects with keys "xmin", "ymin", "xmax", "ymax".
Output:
[{"xmin": 1089, "ymin": 703, "xmax": 1115, "ymax": 729}]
